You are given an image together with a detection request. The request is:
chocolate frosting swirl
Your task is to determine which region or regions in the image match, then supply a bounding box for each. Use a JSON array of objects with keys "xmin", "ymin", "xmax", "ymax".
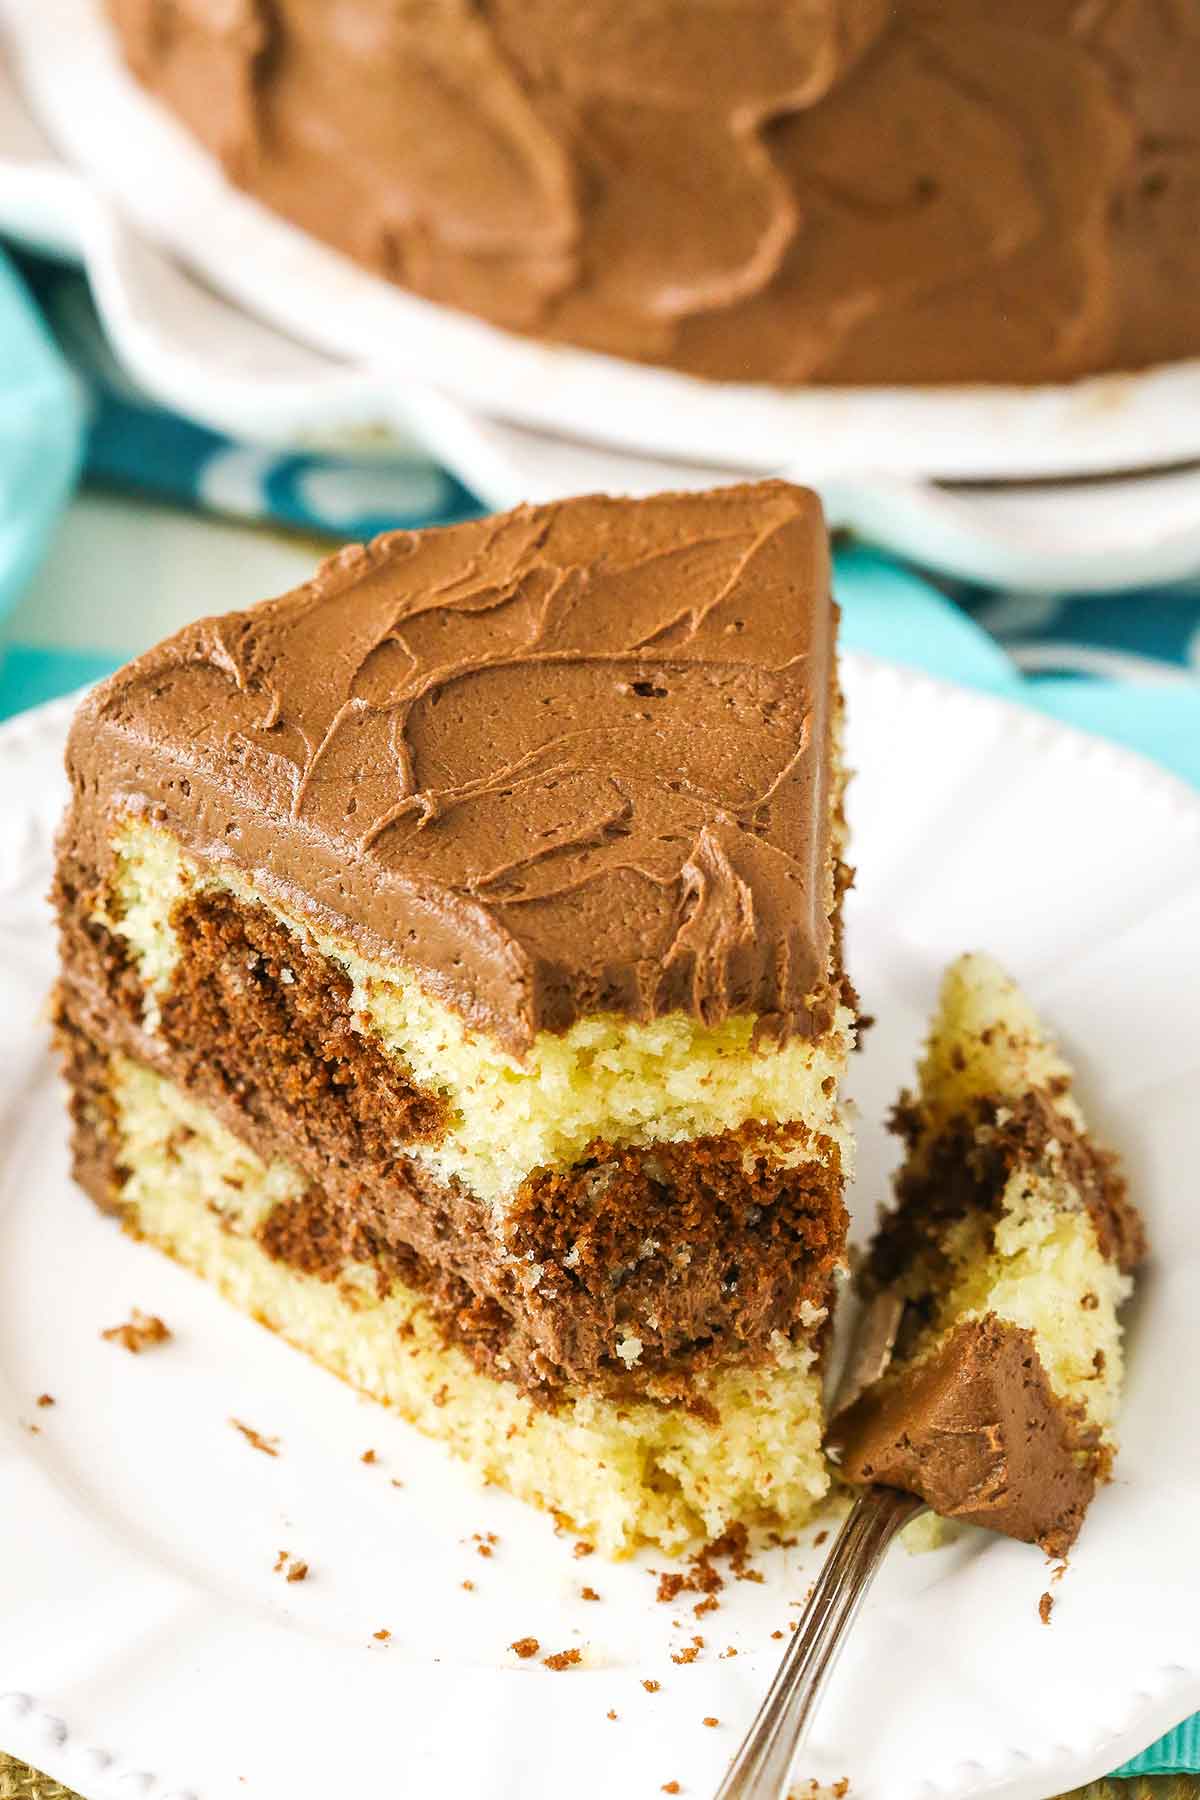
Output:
[
  {"xmin": 108, "ymin": 0, "xmax": 1200, "ymax": 384},
  {"xmin": 830, "ymin": 1314, "xmax": 1102, "ymax": 1558},
  {"xmin": 64, "ymin": 483, "xmax": 842, "ymax": 1053}
]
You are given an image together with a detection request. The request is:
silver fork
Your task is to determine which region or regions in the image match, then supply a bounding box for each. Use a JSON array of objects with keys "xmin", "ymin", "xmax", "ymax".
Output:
[{"xmin": 715, "ymin": 1290, "xmax": 925, "ymax": 1800}]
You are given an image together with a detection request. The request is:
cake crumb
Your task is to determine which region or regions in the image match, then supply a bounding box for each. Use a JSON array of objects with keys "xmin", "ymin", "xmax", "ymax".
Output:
[
  {"xmin": 671, "ymin": 1646, "xmax": 699, "ymax": 1665},
  {"xmin": 543, "ymin": 1649, "xmax": 581, "ymax": 1671},
  {"xmin": 813, "ymin": 1530, "xmax": 829, "ymax": 1547},
  {"xmin": 272, "ymin": 1549, "xmax": 288, "ymax": 1572},
  {"xmin": 285, "ymin": 1559, "xmax": 308, "ymax": 1583},
  {"xmin": 1039, "ymin": 1592, "xmax": 1054, "ymax": 1626},
  {"xmin": 606, "ymin": 1710, "xmax": 618, "ymax": 1721},
  {"xmin": 573, "ymin": 1540, "xmax": 595, "ymax": 1558},
  {"xmin": 721, "ymin": 1647, "xmax": 738, "ymax": 1659},
  {"xmin": 476, "ymin": 1543, "xmax": 493, "ymax": 1559},
  {"xmin": 661, "ymin": 1784, "xmax": 680, "ymax": 1795},
  {"xmin": 36, "ymin": 1393, "xmax": 55, "ymax": 1408},
  {"xmin": 231, "ymin": 1419, "xmax": 279, "ymax": 1456},
  {"xmin": 581, "ymin": 1586, "xmax": 601, "ymax": 1602},
  {"xmin": 509, "ymin": 1637, "xmax": 540, "ymax": 1659},
  {"xmin": 461, "ymin": 1580, "xmax": 475, "ymax": 1591},
  {"xmin": 642, "ymin": 1679, "xmax": 661, "ymax": 1693},
  {"xmin": 373, "ymin": 1629, "xmax": 391, "ymax": 1641},
  {"xmin": 771, "ymin": 1630, "xmax": 784, "ymax": 1640},
  {"xmin": 361, "ymin": 1449, "xmax": 377, "ymax": 1464},
  {"xmin": 103, "ymin": 1310, "xmax": 170, "ymax": 1353},
  {"xmin": 432, "ymin": 1385, "xmax": 449, "ymax": 1407},
  {"xmin": 703, "ymin": 1717, "xmax": 719, "ymax": 1728},
  {"xmin": 656, "ymin": 1526, "xmax": 755, "ymax": 1625}
]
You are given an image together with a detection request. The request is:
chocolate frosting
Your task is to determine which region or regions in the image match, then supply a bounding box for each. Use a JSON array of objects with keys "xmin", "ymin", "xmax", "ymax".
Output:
[
  {"xmin": 829, "ymin": 1315, "xmax": 1101, "ymax": 1557},
  {"xmin": 108, "ymin": 0, "xmax": 1200, "ymax": 384},
  {"xmin": 64, "ymin": 483, "xmax": 841, "ymax": 1053}
]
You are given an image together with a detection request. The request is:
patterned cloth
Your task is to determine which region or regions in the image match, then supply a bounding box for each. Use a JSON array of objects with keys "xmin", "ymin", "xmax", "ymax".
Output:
[{"xmin": 0, "ymin": 248, "xmax": 1197, "ymax": 1786}]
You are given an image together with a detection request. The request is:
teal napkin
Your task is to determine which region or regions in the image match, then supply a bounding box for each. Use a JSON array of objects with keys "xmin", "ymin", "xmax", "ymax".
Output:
[
  {"xmin": 0, "ymin": 250, "xmax": 85, "ymax": 631},
  {"xmin": 837, "ymin": 547, "xmax": 1200, "ymax": 792}
]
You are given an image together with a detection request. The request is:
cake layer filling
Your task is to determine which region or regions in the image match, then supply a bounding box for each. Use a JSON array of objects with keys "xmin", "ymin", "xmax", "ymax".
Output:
[
  {"xmin": 870, "ymin": 1089, "xmax": 1142, "ymax": 1292},
  {"xmin": 61, "ymin": 818, "xmax": 854, "ymax": 1208},
  {"xmin": 60, "ymin": 1028, "xmax": 831, "ymax": 1554},
  {"xmin": 862, "ymin": 1156, "xmax": 1131, "ymax": 1442},
  {"xmin": 56, "ymin": 991, "xmax": 845, "ymax": 1400},
  {"xmin": 867, "ymin": 1096, "xmax": 1136, "ymax": 1433}
]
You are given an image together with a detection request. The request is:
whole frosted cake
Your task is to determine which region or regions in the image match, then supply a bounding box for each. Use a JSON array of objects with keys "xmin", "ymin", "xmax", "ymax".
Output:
[
  {"xmin": 106, "ymin": 0, "xmax": 1200, "ymax": 385},
  {"xmin": 53, "ymin": 482, "xmax": 856, "ymax": 1556}
]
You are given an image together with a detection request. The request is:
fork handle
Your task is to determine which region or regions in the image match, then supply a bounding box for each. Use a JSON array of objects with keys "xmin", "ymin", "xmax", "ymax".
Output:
[{"xmin": 714, "ymin": 1487, "xmax": 927, "ymax": 1800}]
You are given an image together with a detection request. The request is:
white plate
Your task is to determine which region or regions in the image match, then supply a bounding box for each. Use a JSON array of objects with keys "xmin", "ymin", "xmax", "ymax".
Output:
[
  {"xmin": 7, "ymin": 0, "xmax": 1200, "ymax": 488},
  {"xmin": 2, "ymin": 663, "xmax": 1199, "ymax": 1800}
]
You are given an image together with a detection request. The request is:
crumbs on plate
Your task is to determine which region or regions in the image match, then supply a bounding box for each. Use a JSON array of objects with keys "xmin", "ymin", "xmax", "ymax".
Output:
[
  {"xmin": 102, "ymin": 1310, "xmax": 171, "ymax": 1353},
  {"xmin": 232, "ymin": 1419, "xmax": 279, "ymax": 1456}
]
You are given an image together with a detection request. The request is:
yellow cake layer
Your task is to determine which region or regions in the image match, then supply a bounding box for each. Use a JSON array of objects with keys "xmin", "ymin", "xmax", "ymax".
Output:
[
  {"xmin": 109, "ymin": 1055, "xmax": 831, "ymax": 1556},
  {"xmin": 98, "ymin": 819, "xmax": 854, "ymax": 1208},
  {"xmin": 914, "ymin": 953, "xmax": 1080, "ymax": 1140},
  {"xmin": 912, "ymin": 1177, "xmax": 1129, "ymax": 1435},
  {"xmin": 891, "ymin": 954, "xmax": 1131, "ymax": 1443}
]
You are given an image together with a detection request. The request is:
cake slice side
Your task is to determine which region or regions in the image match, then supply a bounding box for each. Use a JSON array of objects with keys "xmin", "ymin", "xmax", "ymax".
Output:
[
  {"xmin": 831, "ymin": 953, "xmax": 1145, "ymax": 1557},
  {"xmin": 54, "ymin": 482, "xmax": 856, "ymax": 1554}
]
